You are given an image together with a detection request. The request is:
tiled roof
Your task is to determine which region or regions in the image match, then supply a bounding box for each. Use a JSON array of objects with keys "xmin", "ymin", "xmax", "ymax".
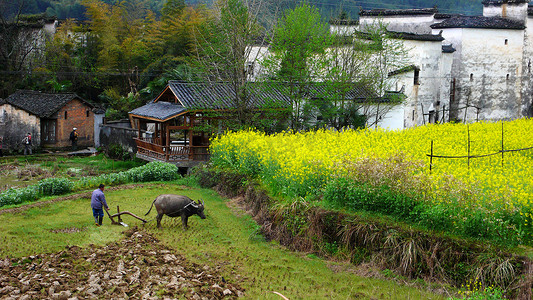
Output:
[
  {"xmin": 388, "ymin": 65, "xmax": 419, "ymax": 76},
  {"xmin": 129, "ymin": 101, "xmax": 187, "ymax": 121},
  {"xmin": 350, "ymin": 30, "xmax": 443, "ymax": 42},
  {"xmin": 482, "ymin": 0, "xmax": 529, "ymax": 5},
  {"xmin": 359, "ymin": 8, "xmax": 437, "ymax": 17},
  {"xmin": 6, "ymin": 90, "xmax": 92, "ymax": 118},
  {"xmin": 130, "ymin": 81, "xmax": 383, "ymax": 120},
  {"xmin": 442, "ymin": 44, "xmax": 456, "ymax": 53},
  {"xmin": 329, "ymin": 19, "xmax": 359, "ymax": 25},
  {"xmin": 387, "ymin": 31, "xmax": 444, "ymax": 41},
  {"xmin": 306, "ymin": 83, "xmax": 378, "ymax": 101},
  {"xmin": 434, "ymin": 13, "xmax": 463, "ymax": 19},
  {"xmin": 431, "ymin": 16, "xmax": 525, "ymax": 29},
  {"xmin": 168, "ymin": 81, "xmax": 291, "ymax": 110}
]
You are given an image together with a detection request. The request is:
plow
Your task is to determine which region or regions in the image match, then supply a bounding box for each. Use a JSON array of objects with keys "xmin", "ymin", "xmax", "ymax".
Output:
[{"xmin": 105, "ymin": 206, "xmax": 147, "ymax": 227}]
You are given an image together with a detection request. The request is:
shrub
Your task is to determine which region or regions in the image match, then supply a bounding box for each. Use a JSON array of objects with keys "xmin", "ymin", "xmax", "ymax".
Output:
[
  {"xmin": 127, "ymin": 161, "xmax": 180, "ymax": 182},
  {"xmin": 38, "ymin": 178, "xmax": 73, "ymax": 196},
  {"xmin": 0, "ymin": 185, "xmax": 39, "ymax": 207}
]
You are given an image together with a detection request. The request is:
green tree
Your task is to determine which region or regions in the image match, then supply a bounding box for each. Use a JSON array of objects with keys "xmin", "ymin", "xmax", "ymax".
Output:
[
  {"xmin": 260, "ymin": 2, "xmax": 332, "ymax": 130},
  {"xmin": 192, "ymin": 0, "xmax": 271, "ymax": 130}
]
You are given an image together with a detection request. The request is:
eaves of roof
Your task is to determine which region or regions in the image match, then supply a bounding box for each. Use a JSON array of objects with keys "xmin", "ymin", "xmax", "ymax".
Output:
[
  {"xmin": 387, "ymin": 31, "xmax": 444, "ymax": 41},
  {"xmin": 431, "ymin": 16, "xmax": 525, "ymax": 29},
  {"xmin": 359, "ymin": 7, "xmax": 437, "ymax": 17},
  {"xmin": 442, "ymin": 44, "xmax": 456, "ymax": 53},
  {"xmin": 388, "ymin": 65, "xmax": 419, "ymax": 76},
  {"xmin": 329, "ymin": 19, "xmax": 359, "ymax": 25},
  {"xmin": 129, "ymin": 101, "xmax": 187, "ymax": 122},
  {"xmin": 6, "ymin": 90, "xmax": 93, "ymax": 118},
  {"xmin": 483, "ymin": 0, "xmax": 529, "ymax": 5}
]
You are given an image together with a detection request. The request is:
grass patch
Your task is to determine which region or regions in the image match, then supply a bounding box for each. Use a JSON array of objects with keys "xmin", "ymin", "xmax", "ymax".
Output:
[{"xmin": 0, "ymin": 183, "xmax": 445, "ymax": 299}]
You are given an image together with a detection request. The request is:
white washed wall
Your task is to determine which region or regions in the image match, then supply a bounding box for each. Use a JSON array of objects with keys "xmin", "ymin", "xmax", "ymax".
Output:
[
  {"xmin": 521, "ymin": 16, "xmax": 533, "ymax": 117},
  {"xmin": 483, "ymin": 3, "xmax": 528, "ymax": 21},
  {"xmin": 447, "ymin": 28, "xmax": 524, "ymax": 122},
  {"xmin": 359, "ymin": 15, "xmax": 435, "ymax": 34}
]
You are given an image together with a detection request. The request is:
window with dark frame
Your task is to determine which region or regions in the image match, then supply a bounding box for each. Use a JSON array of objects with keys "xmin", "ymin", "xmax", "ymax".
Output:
[{"xmin": 414, "ymin": 68, "xmax": 420, "ymax": 85}]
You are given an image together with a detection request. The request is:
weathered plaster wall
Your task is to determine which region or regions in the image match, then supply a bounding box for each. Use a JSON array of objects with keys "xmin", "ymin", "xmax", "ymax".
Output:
[
  {"xmin": 521, "ymin": 16, "xmax": 533, "ymax": 117},
  {"xmin": 359, "ymin": 15, "xmax": 435, "ymax": 34},
  {"xmin": 246, "ymin": 45, "xmax": 269, "ymax": 81},
  {"xmin": 453, "ymin": 28, "xmax": 524, "ymax": 122},
  {"xmin": 391, "ymin": 39, "xmax": 447, "ymax": 128},
  {"xmin": 483, "ymin": 3, "xmax": 528, "ymax": 21},
  {"xmin": 330, "ymin": 24, "xmax": 359, "ymax": 36},
  {"xmin": 99, "ymin": 123, "xmax": 138, "ymax": 153},
  {"xmin": 0, "ymin": 104, "xmax": 40, "ymax": 152}
]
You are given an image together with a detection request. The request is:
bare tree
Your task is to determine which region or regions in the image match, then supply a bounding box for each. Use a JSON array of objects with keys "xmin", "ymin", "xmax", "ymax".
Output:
[{"xmin": 192, "ymin": 0, "xmax": 271, "ymax": 129}]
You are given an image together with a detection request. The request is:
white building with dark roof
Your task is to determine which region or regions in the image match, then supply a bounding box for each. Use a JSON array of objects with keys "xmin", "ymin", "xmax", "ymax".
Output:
[{"xmin": 351, "ymin": 0, "xmax": 533, "ymax": 125}]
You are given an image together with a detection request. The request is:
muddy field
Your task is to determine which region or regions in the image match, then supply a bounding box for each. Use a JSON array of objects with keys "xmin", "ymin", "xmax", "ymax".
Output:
[{"xmin": 0, "ymin": 228, "xmax": 245, "ymax": 299}]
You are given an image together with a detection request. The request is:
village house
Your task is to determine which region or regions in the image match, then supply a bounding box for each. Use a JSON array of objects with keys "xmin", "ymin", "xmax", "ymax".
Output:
[
  {"xmin": 0, "ymin": 90, "xmax": 100, "ymax": 152},
  {"xmin": 248, "ymin": 0, "xmax": 533, "ymax": 129},
  {"xmin": 336, "ymin": 0, "xmax": 533, "ymax": 127}
]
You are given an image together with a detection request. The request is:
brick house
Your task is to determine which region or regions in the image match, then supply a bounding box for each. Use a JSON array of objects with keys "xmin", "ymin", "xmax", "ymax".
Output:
[{"xmin": 0, "ymin": 90, "xmax": 97, "ymax": 151}]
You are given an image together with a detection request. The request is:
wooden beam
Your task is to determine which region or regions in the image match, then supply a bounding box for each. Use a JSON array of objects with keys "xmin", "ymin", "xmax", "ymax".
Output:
[
  {"xmin": 137, "ymin": 119, "xmax": 141, "ymax": 138},
  {"xmin": 166, "ymin": 123, "xmax": 170, "ymax": 161},
  {"xmin": 168, "ymin": 125, "xmax": 191, "ymax": 130}
]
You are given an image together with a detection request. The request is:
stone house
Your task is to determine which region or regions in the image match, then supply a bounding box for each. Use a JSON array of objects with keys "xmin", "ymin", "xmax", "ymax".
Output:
[{"xmin": 0, "ymin": 90, "xmax": 99, "ymax": 151}]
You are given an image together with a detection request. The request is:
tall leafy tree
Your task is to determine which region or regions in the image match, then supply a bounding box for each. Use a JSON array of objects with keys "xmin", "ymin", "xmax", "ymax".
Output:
[{"xmin": 260, "ymin": 2, "xmax": 331, "ymax": 130}]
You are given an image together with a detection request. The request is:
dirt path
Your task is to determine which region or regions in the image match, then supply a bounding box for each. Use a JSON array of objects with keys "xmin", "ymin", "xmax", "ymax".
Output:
[{"xmin": 0, "ymin": 227, "xmax": 245, "ymax": 299}]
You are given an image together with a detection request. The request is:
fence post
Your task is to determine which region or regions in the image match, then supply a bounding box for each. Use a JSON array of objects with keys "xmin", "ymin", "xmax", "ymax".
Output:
[
  {"xmin": 430, "ymin": 140, "xmax": 434, "ymax": 173},
  {"xmin": 467, "ymin": 125, "xmax": 471, "ymax": 169},
  {"xmin": 501, "ymin": 121, "xmax": 504, "ymax": 168}
]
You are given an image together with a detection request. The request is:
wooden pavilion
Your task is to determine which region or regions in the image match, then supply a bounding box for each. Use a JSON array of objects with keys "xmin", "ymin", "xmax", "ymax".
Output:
[{"xmin": 128, "ymin": 81, "xmax": 291, "ymax": 166}]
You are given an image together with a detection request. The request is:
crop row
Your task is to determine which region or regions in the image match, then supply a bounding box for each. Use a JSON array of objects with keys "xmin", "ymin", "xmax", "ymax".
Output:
[{"xmin": 0, "ymin": 162, "xmax": 180, "ymax": 208}]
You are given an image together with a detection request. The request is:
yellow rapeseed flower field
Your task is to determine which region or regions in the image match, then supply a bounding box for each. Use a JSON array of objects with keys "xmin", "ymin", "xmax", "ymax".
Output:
[{"xmin": 210, "ymin": 118, "xmax": 533, "ymax": 232}]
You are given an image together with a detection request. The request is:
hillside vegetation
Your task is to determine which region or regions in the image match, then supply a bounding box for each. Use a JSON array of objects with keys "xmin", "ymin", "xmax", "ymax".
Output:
[{"xmin": 2, "ymin": 0, "xmax": 482, "ymax": 24}]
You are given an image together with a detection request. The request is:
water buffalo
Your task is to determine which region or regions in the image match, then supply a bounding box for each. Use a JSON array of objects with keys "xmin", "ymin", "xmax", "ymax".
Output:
[{"xmin": 145, "ymin": 194, "xmax": 206, "ymax": 229}]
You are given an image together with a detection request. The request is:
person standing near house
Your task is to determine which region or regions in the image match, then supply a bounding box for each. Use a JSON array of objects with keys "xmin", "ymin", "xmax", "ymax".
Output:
[
  {"xmin": 22, "ymin": 133, "xmax": 32, "ymax": 155},
  {"xmin": 69, "ymin": 127, "xmax": 78, "ymax": 151},
  {"xmin": 91, "ymin": 184, "xmax": 109, "ymax": 226}
]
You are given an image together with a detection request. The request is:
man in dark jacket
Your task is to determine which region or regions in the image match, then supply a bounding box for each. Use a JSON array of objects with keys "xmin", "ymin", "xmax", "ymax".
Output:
[
  {"xmin": 22, "ymin": 133, "xmax": 32, "ymax": 155},
  {"xmin": 69, "ymin": 128, "xmax": 78, "ymax": 151},
  {"xmin": 91, "ymin": 184, "xmax": 109, "ymax": 226}
]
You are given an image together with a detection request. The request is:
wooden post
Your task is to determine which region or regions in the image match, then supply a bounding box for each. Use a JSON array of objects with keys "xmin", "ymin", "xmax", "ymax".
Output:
[
  {"xmin": 166, "ymin": 122, "xmax": 170, "ymax": 161},
  {"xmin": 155, "ymin": 123, "xmax": 159, "ymax": 144},
  {"xmin": 501, "ymin": 121, "xmax": 504, "ymax": 168},
  {"xmin": 137, "ymin": 119, "xmax": 141, "ymax": 139},
  {"xmin": 420, "ymin": 103, "xmax": 426, "ymax": 125},
  {"xmin": 449, "ymin": 78, "xmax": 455, "ymax": 122},
  {"xmin": 189, "ymin": 115, "xmax": 194, "ymax": 160},
  {"xmin": 430, "ymin": 140, "xmax": 433, "ymax": 173},
  {"xmin": 467, "ymin": 125, "xmax": 470, "ymax": 169}
]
